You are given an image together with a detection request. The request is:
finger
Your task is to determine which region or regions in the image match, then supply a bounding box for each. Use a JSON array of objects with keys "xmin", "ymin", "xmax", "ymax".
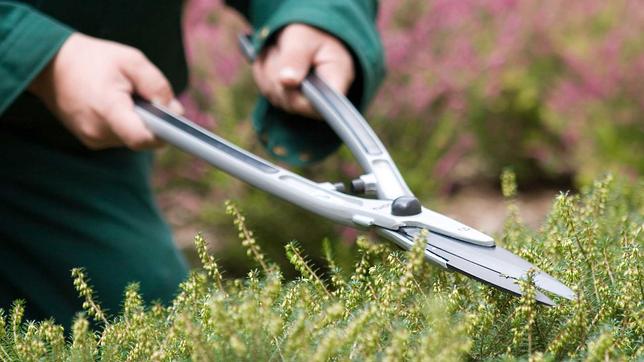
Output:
[
  {"xmin": 261, "ymin": 50, "xmax": 307, "ymax": 113},
  {"xmin": 120, "ymin": 50, "xmax": 178, "ymax": 107},
  {"xmin": 283, "ymin": 88, "xmax": 318, "ymax": 118},
  {"xmin": 271, "ymin": 34, "xmax": 318, "ymax": 115},
  {"xmin": 275, "ymin": 31, "xmax": 314, "ymax": 89},
  {"xmin": 74, "ymin": 118, "xmax": 120, "ymax": 150},
  {"xmin": 313, "ymin": 42, "xmax": 355, "ymax": 95},
  {"xmin": 262, "ymin": 46, "xmax": 290, "ymax": 108},
  {"xmin": 285, "ymin": 41, "xmax": 354, "ymax": 118},
  {"xmin": 168, "ymin": 98, "xmax": 184, "ymax": 115},
  {"xmin": 274, "ymin": 30, "xmax": 319, "ymax": 115},
  {"xmin": 104, "ymin": 93, "xmax": 164, "ymax": 150}
]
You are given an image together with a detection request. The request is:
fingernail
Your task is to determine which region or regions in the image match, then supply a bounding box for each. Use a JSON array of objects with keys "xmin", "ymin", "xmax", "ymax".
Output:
[
  {"xmin": 279, "ymin": 67, "xmax": 299, "ymax": 82},
  {"xmin": 168, "ymin": 99, "xmax": 185, "ymax": 115}
]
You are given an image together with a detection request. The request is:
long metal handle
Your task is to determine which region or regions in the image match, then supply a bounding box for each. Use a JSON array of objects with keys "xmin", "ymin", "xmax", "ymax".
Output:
[
  {"xmin": 237, "ymin": 34, "xmax": 413, "ymax": 200},
  {"xmin": 134, "ymin": 99, "xmax": 409, "ymax": 230}
]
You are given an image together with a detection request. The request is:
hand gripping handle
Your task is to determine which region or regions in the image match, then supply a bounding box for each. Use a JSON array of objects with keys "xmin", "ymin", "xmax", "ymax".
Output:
[{"xmin": 237, "ymin": 34, "xmax": 413, "ymax": 200}]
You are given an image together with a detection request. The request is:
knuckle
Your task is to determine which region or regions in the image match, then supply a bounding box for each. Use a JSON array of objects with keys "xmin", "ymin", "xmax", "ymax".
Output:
[
  {"xmin": 79, "ymin": 131, "xmax": 105, "ymax": 149},
  {"xmin": 78, "ymin": 123, "xmax": 103, "ymax": 144},
  {"xmin": 134, "ymin": 66, "xmax": 172, "ymax": 100},
  {"xmin": 98, "ymin": 100, "xmax": 123, "ymax": 124},
  {"xmin": 151, "ymin": 79, "xmax": 172, "ymax": 99},
  {"xmin": 126, "ymin": 47, "xmax": 147, "ymax": 62},
  {"xmin": 124, "ymin": 133, "xmax": 154, "ymax": 150}
]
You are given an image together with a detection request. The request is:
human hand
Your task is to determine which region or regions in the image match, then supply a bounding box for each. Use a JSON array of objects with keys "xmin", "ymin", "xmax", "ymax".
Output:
[
  {"xmin": 252, "ymin": 24, "xmax": 355, "ymax": 118},
  {"xmin": 28, "ymin": 33, "xmax": 183, "ymax": 150}
]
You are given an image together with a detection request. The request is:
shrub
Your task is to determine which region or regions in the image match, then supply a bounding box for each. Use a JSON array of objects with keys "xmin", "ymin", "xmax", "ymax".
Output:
[
  {"xmin": 375, "ymin": 0, "xmax": 644, "ymax": 189},
  {"xmin": 1, "ymin": 173, "xmax": 641, "ymax": 361}
]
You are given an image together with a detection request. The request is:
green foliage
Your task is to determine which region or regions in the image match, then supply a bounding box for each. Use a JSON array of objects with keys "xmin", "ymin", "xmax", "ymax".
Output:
[{"xmin": 0, "ymin": 174, "xmax": 641, "ymax": 361}]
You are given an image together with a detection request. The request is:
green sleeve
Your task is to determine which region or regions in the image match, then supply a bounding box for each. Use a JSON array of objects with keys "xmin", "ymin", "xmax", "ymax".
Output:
[
  {"xmin": 0, "ymin": 2, "xmax": 72, "ymax": 114},
  {"xmin": 225, "ymin": 0, "xmax": 385, "ymax": 166}
]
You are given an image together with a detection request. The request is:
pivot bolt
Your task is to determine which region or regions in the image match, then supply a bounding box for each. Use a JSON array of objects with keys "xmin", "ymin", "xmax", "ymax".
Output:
[
  {"xmin": 333, "ymin": 182, "xmax": 346, "ymax": 193},
  {"xmin": 391, "ymin": 196, "xmax": 422, "ymax": 216},
  {"xmin": 350, "ymin": 179, "xmax": 365, "ymax": 194},
  {"xmin": 350, "ymin": 174, "xmax": 377, "ymax": 195}
]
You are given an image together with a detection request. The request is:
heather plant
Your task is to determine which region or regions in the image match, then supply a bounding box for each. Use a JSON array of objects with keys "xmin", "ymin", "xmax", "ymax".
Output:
[
  {"xmin": 375, "ymin": 0, "xmax": 643, "ymax": 189},
  {"xmin": 1, "ymin": 173, "xmax": 641, "ymax": 361}
]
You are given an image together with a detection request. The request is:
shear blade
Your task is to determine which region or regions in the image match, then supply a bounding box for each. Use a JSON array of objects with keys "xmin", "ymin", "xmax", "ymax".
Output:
[
  {"xmin": 427, "ymin": 242, "xmax": 555, "ymax": 306},
  {"xmin": 402, "ymin": 227, "xmax": 573, "ymax": 304}
]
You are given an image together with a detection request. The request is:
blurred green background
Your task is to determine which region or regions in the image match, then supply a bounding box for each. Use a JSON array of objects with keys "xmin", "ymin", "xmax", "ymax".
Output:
[{"xmin": 154, "ymin": 0, "xmax": 643, "ymax": 277}]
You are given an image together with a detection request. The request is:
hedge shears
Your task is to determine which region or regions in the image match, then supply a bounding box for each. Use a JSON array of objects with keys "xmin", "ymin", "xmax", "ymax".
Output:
[{"xmin": 133, "ymin": 34, "xmax": 575, "ymax": 305}]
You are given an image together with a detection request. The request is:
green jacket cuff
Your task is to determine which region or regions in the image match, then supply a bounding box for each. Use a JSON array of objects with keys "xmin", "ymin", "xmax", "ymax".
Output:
[
  {"xmin": 247, "ymin": 0, "xmax": 385, "ymax": 166},
  {"xmin": 0, "ymin": 3, "xmax": 73, "ymax": 114}
]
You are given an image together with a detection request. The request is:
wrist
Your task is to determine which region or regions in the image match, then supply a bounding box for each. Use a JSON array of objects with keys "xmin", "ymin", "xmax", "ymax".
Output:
[
  {"xmin": 27, "ymin": 32, "xmax": 81, "ymax": 101},
  {"xmin": 27, "ymin": 61, "xmax": 52, "ymax": 100}
]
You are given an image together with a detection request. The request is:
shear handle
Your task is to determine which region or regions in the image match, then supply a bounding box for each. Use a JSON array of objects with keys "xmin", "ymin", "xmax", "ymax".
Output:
[
  {"xmin": 237, "ymin": 34, "xmax": 413, "ymax": 200},
  {"xmin": 134, "ymin": 99, "xmax": 418, "ymax": 232}
]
